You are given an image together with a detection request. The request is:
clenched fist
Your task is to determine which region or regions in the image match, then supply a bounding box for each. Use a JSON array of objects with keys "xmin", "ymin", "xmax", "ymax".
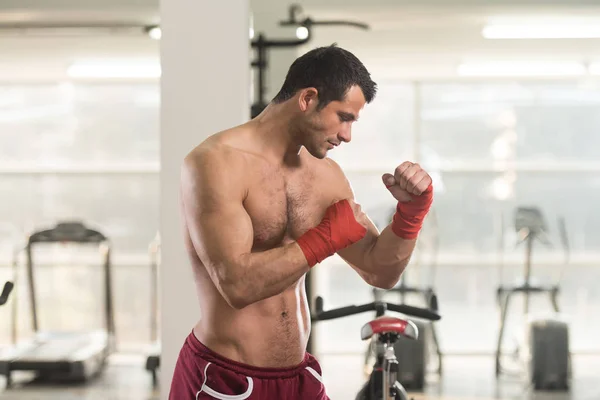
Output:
[{"xmin": 382, "ymin": 162, "xmax": 432, "ymax": 203}]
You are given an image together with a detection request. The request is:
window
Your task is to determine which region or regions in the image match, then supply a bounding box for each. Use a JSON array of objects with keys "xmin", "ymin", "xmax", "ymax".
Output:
[
  {"xmin": 316, "ymin": 80, "xmax": 600, "ymax": 355},
  {"xmin": 0, "ymin": 82, "xmax": 159, "ymax": 349}
]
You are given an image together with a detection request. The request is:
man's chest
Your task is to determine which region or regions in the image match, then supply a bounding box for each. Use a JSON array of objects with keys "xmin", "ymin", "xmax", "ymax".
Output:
[{"xmin": 244, "ymin": 165, "xmax": 334, "ymax": 249}]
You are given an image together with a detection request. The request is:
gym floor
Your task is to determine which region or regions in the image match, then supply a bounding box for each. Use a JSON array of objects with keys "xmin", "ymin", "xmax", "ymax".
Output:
[{"xmin": 0, "ymin": 353, "xmax": 598, "ymax": 400}]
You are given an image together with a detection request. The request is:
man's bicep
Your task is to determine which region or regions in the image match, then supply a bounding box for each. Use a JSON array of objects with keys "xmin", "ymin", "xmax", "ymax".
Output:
[
  {"xmin": 189, "ymin": 205, "xmax": 254, "ymax": 274},
  {"xmin": 180, "ymin": 154, "xmax": 254, "ymax": 271},
  {"xmin": 337, "ymin": 215, "xmax": 378, "ymax": 268},
  {"xmin": 337, "ymin": 206, "xmax": 380, "ymax": 284},
  {"xmin": 325, "ymin": 158, "xmax": 379, "ymax": 272}
]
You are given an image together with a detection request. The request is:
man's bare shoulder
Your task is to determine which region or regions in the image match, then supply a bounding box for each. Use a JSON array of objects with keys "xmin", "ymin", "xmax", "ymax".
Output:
[
  {"xmin": 326, "ymin": 157, "xmax": 355, "ymax": 198},
  {"xmin": 323, "ymin": 157, "xmax": 346, "ymax": 177},
  {"xmin": 183, "ymin": 127, "xmax": 250, "ymax": 173},
  {"xmin": 181, "ymin": 127, "xmax": 252, "ymax": 199}
]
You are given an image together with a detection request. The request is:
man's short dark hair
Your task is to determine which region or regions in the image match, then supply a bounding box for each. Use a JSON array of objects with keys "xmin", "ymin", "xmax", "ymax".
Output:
[{"xmin": 272, "ymin": 44, "xmax": 377, "ymax": 110}]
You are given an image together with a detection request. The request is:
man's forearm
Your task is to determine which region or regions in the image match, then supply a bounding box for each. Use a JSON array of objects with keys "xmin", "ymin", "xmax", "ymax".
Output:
[
  {"xmin": 363, "ymin": 225, "xmax": 417, "ymax": 288},
  {"xmin": 218, "ymin": 243, "xmax": 310, "ymax": 309},
  {"xmin": 365, "ymin": 181, "xmax": 434, "ymax": 288}
]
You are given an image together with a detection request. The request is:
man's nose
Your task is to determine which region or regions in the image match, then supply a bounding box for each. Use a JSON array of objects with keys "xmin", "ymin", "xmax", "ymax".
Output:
[{"xmin": 338, "ymin": 126, "xmax": 351, "ymax": 143}]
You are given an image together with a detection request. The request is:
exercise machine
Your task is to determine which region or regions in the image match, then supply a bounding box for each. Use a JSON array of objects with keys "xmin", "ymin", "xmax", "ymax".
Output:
[
  {"xmin": 0, "ymin": 281, "xmax": 13, "ymax": 306},
  {"xmin": 145, "ymin": 233, "xmax": 161, "ymax": 388},
  {"xmin": 495, "ymin": 207, "xmax": 571, "ymax": 390},
  {"xmin": 0, "ymin": 221, "xmax": 116, "ymax": 387},
  {"xmin": 312, "ymin": 296, "xmax": 441, "ymax": 400},
  {"xmin": 369, "ymin": 286, "xmax": 440, "ymax": 391},
  {"xmin": 369, "ymin": 208, "xmax": 442, "ymax": 389}
]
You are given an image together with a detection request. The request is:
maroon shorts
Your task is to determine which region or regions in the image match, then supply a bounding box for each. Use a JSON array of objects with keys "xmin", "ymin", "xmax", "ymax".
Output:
[{"xmin": 169, "ymin": 331, "xmax": 330, "ymax": 400}]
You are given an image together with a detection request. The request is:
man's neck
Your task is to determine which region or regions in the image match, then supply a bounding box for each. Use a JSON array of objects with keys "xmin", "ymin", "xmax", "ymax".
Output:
[{"xmin": 251, "ymin": 103, "xmax": 303, "ymax": 165}]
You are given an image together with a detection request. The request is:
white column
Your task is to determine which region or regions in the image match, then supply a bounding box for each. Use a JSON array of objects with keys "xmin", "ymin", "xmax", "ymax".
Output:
[{"xmin": 159, "ymin": 0, "xmax": 249, "ymax": 397}]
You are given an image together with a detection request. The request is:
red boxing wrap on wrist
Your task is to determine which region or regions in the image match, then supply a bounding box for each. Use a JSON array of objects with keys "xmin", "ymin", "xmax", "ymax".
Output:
[
  {"xmin": 296, "ymin": 200, "xmax": 367, "ymax": 267},
  {"xmin": 391, "ymin": 184, "xmax": 433, "ymax": 239}
]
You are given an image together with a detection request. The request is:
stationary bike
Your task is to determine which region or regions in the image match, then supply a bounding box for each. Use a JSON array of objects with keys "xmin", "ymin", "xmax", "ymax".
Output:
[
  {"xmin": 369, "ymin": 207, "xmax": 443, "ymax": 388},
  {"xmin": 311, "ymin": 296, "xmax": 441, "ymax": 400}
]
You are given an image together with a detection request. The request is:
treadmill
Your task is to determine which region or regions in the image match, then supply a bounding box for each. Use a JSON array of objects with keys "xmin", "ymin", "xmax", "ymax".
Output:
[
  {"xmin": 0, "ymin": 221, "xmax": 116, "ymax": 387},
  {"xmin": 145, "ymin": 233, "xmax": 161, "ymax": 388}
]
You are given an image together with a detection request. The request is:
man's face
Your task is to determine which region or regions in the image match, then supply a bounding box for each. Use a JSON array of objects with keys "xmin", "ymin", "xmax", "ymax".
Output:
[{"xmin": 301, "ymin": 85, "xmax": 366, "ymax": 159}]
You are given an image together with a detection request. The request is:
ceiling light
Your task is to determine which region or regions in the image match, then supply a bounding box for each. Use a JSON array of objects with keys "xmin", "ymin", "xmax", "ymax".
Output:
[
  {"xmin": 148, "ymin": 26, "xmax": 162, "ymax": 40},
  {"xmin": 296, "ymin": 26, "xmax": 309, "ymax": 40},
  {"xmin": 483, "ymin": 23, "xmax": 600, "ymax": 39},
  {"xmin": 457, "ymin": 62, "xmax": 586, "ymax": 77},
  {"xmin": 67, "ymin": 61, "xmax": 161, "ymax": 79}
]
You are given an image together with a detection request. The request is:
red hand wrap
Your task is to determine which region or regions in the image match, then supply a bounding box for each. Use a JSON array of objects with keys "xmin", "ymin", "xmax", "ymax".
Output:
[
  {"xmin": 391, "ymin": 184, "xmax": 433, "ymax": 239},
  {"xmin": 297, "ymin": 200, "xmax": 367, "ymax": 267}
]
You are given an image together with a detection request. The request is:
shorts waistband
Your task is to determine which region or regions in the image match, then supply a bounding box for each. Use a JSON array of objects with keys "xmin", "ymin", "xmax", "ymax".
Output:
[{"xmin": 185, "ymin": 330, "xmax": 311, "ymax": 379}]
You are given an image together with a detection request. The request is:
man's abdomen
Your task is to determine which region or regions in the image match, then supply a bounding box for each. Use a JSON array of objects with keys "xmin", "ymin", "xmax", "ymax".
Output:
[{"xmin": 195, "ymin": 284, "xmax": 311, "ymax": 368}]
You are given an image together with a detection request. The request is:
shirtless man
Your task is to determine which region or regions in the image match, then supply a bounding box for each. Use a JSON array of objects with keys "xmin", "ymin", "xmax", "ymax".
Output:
[{"xmin": 169, "ymin": 44, "xmax": 434, "ymax": 399}]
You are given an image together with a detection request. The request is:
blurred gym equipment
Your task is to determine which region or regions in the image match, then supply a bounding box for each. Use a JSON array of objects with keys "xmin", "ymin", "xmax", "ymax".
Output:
[
  {"xmin": 0, "ymin": 281, "xmax": 13, "ymax": 306},
  {"xmin": 312, "ymin": 296, "xmax": 441, "ymax": 400},
  {"xmin": 250, "ymin": 4, "xmax": 370, "ymax": 118},
  {"xmin": 495, "ymin": 207, "xmax": 571, "ymax": 390},
  {"xmin": 369, "ymin": 207, "xmax": 443, "ymax": 390},
  {"xmin": 0, "ymin": 221, "xmax": 116, "ymax": 387},
  {"xmin": 145, "ymin": 233, "xmax": 161, "ymax": 388}
]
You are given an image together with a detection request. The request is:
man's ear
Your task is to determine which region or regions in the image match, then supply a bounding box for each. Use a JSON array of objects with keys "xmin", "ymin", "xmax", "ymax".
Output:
[{"xmin": 298, "ymin": 88, "xmax": 319, "ymax": 112}]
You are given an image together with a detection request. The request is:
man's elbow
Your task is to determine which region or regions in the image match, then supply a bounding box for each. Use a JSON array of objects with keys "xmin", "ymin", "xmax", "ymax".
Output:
[
  {"xmin": 358, "ymin": 269, "xmax": 400, "ymax": 290},
  {"xmin": 366, "ymin": 261, "xmax": 409, "ymax": 290},
  {"xmin": 225, "ymin": 296, "xmax": 251, "ymax": 310},
  {"xmin": 210, "ymin": 261, "xmax": 254, "ymax": 310},
  {"xmin": 369, "ymin": 275, "xmax": 401, "ymax": 290},
  {"xmin": 220, "ymin": 282, "xmax": 253, "ymax": 310}
]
